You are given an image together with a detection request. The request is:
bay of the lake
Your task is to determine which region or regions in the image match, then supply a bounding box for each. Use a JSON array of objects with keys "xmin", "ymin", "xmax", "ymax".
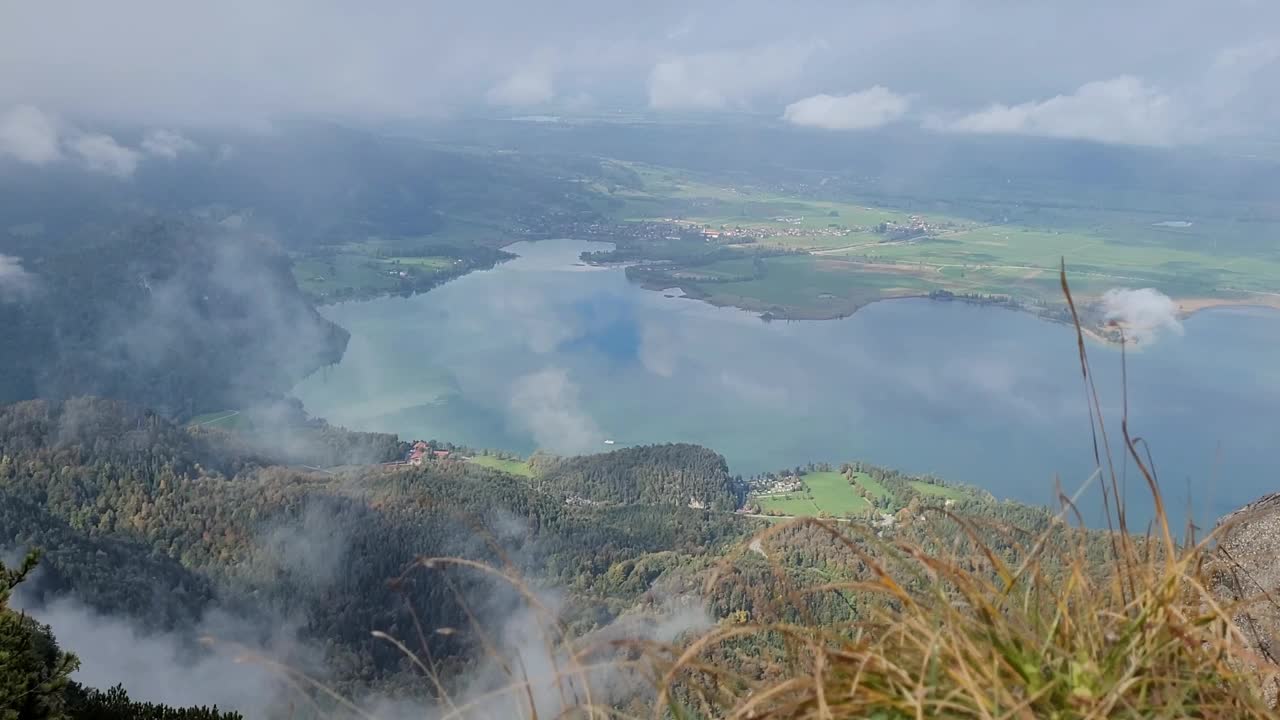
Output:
[{"xmin": 296, "ymin": 239, "xmax": 1280, "ymax": 526}]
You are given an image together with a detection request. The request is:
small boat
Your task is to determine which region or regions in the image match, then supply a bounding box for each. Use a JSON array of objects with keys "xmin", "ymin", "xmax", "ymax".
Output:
[{"xmin": 603, "ymin": 439, "xmax": 616, "ymax": 445}]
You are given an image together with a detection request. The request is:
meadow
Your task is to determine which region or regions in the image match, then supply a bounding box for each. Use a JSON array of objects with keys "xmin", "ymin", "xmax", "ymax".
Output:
[
  {"xmin": 290, "ymin": 237, "xmax": 494, "ymax": 304},
  {"xmin": 467, "ymin": 455, "xmax": 535, "ymax": 477},
  {"xmin": 611, "ymin": 162, "xmax": 1280, "ymax": 321},
  {"xmin": 755, "ymin": 471, "xmax": 890, "ymax": 517},
  {"xmin": 908, "ymin": 479, "xmax": 964, "ymax": 500}
]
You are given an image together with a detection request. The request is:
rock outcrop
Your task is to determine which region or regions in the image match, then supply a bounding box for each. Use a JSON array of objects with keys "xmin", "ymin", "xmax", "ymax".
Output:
[{"xmin": 1213, "ymin": 492, "xmax": 1280, "ymax": 705}]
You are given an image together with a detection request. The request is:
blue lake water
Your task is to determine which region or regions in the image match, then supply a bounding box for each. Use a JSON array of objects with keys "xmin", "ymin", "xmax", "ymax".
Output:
[{"xmin": 295, "ymin": 239, "xmax": 1280, "ymax": 527}]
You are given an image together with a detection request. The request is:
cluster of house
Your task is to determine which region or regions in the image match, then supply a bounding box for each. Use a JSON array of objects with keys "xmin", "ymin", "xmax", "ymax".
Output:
[
  {"xmin": 408, "ymin": 441, "xmax": 451, "ymax": 465},
  {"xmin": 875, "ymin": 215, "xmax": 952, "ymax": 241},
  {"xmin": 698, "ymin": 222, "xmax": 854, "ymax": 243},
  {"xmin": 383, "ymin": 441, "xmax": 452, "ymax": 469},
  {"xmin": 748, "ymin": 474, "xmax": 805, "ymax": 496}
]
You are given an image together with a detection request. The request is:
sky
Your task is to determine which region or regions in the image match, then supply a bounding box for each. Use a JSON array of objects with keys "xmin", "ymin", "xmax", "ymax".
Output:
[
  {"xmin": 0, "ymin": 0, "xmax": 1277, "ymax": 166},
  {"xmin": 3, "ymin": 2, "xmax": 1279, "ymax": 132}
]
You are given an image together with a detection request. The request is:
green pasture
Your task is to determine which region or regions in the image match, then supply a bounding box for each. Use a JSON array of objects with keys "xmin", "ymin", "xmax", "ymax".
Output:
[{"xmin": 468, "ymin": 455, "xmax": 536, "ymax": 477}]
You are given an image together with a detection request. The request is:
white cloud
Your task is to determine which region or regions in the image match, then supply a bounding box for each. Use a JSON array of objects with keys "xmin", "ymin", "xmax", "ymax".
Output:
[
  {"xmin": 1100, "ymin": 287, "xmax": 1184, "ymax": 343},
  {"xmin": 0, "ymin": 3, "xmax": 1274, "ymax": 135},
  {"xmin": 488, "ymin": 285, "xmax": 581, "ymax": 354},
  {"xmin": 71, "ymin": 132, "xmax": 140, "ymax": 177},
  {"xmin": 783, "ymin": 86, "xmax": 909, "ymax": 130},
  {"xmin": 638, "ymin": 321, "xmax": 679, "ymax": 377},
  {"xmin": 508, "ymin": 367, "xmax": 603, "ymax": 454},
  {"xmin": 17, "ymin": 595, "xmax": 304, "ymax": 717},
  {"xmin": 944, "ymin": 76, "xmax": 1184, "ymax": 146},
  {"xmin": 0, "ymin": 104, "xmax": 60, "ymax": 165},
  {"xmin": 647, "ymin": 42, "xmax": 819, "ymax": 110},
  {"xmin": 0, "ymin": 255, "xmax": 37, "ymax": 301},
  {"xmin": 486, "ymin": 67, "xmax": 555, "ymax": 107},
  {"xmin": 141, "ymin": 128, "xmax": 198, "ymax": 158}
]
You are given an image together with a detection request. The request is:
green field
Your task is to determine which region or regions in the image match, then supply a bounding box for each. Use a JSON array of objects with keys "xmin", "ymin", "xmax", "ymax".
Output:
[
  {"xmin": 290, "ymin": 240, "xmax": 487, "ymax": 304},
  {"xmin": 909, "ymin": 480, "xmax": 965, "ymax": 500},
  {"xmin": 384, "ymin": 256, "xmax": 455, "ymax": 269},
  {"xmin": 682, "ymin": 255, "xmax": 940, "ymax": 319},
  {"xmin": 609, "ymin": 162, "xmax": 1280, "ymax": 322},
  {"xmin": 851, "ymin": 472, "xmax": 891, "ymax": 501},
  {"xmin": 468, "ymin": 455, "xmax": 535, "ymax": 477},
  {"xmin": 752, "ymin": 470, "xmax": 972, "ymax": 518},
  {"xmin": 756, "ymin": 471, "xmax": 874, "ymax": 517},
  {"xmin": 292, "ymin": 254, "xmax": 403, "ymax": 298}
]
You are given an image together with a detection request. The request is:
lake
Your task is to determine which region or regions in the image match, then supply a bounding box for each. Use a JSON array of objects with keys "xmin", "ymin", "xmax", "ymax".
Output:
[{"xmin": 295, "ymin": 239, "xmax": 1280, "ymax": 526}]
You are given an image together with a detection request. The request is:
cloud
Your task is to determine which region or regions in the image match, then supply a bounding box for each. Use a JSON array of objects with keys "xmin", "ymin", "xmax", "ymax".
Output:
[
  {"xmin": 638, "ymin": 321, "xmax": 680, "ymax": 377},
  {"xmin": 508, "ymin": 367, "xmax": 603, "ymax": 454},
  {"xmin": 98, "ymin": 229, "xmax": 346, "ymax": 410},
  {"xmin": 647, "ymin": 42, "xmax": 819, "ymax": 110},
  {"xmin": 1099, "ymin": 287, "xmax": 1184, "ymax": 343},
  {"xmin": 15, "ymin": 595, "xmax": 306, "ymax": 717},
  {"xmin": 783, "ymin": 86, "xmax": 909, "ymax": 130},
  {"xmin": 408, "ymin": 577, "xmax": 707, "ymax": 719},
  {"xmin": 487, "ymin": 67, "xmax": 555, "ymax": 107},
  {"xmin": 488, "ymin": 285, "xmax": 581, "ymax": 354},
  {"xmin": 260, "ymin": 500, "xmax": 352, "ymax": 590},
  {"xmin": 0, "ymin": 2, "xmax": 1275, "ymax": 135},
  {"xmin": 0, "ymin": 255, "xmax": 38, "ymax": 301},
  {"xmin": 717, "ymin": 370, "xmax": 788, "ymax": 407},
  {"xmin": 141, "ymin": 128, "xmax": 199, "ymax": 158},
  {"xmin": 71, "ymin": 132, "xmax": 141, "ymax": 177},
  {"xmin": 943, "ymin": 76, "xmax": 1184, "ymax": 146},
  {"xmin": 0, "ymin": 104, "xmax": 60, "ymax": 165}
]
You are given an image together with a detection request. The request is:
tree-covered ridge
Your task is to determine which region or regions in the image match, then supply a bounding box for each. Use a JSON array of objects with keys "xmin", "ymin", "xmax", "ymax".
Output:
[
  {"xmin": 533, "ymin": 443, "xmax": 743, "ymax": 511},
  {"xmin": 0, "ymin": 399, "xmax": 753, "ymax": 697},
  {"xmin": 0, "ymin": 219, "xmax": 348, "ymax": 416},
  {"xmin": 0, "ymin": 396, "xmax": 1104, "ymax": 714}
]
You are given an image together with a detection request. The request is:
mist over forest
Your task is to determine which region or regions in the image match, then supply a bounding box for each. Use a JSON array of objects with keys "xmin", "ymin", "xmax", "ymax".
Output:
[{"xmin": 3, "ymin": 2, "xmax": 1280, "ymax": 718}]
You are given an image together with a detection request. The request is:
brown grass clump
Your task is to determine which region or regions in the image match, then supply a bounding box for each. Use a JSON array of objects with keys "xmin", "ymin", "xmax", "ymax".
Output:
[{"xmin": 651, "ymin": 512, "xmax": 1278, "ymax": 719}]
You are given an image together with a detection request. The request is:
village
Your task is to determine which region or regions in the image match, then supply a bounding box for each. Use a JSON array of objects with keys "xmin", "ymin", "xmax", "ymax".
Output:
[{"xmin": 874, "ymin": 214, "xmax": 953, "ymax": 241}]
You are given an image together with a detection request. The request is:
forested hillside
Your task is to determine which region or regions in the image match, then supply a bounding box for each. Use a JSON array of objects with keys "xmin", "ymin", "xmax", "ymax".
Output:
[
  {"xmin": 534, "ymin": 444, "xmax": 743, "ymax": 511},
  {"xmin": 0, "ymin": 220, "xmax": 347, "ymax": 415},
  {"xmin": 0, "ymin": 396, "xmax": 1217, "ymax": 716},
  {"xmin": 0, "ymin": 398, "xmax": 752, "ymax": 707}
]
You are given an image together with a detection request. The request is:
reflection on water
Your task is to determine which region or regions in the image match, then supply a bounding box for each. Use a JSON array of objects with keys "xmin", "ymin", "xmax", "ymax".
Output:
[{"xmin": 295, "ymin": 239, "xmax": 1280, "ymax": 526}]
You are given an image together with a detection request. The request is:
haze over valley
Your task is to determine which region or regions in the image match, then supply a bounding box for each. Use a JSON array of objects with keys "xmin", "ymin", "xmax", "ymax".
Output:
[{"xmin": 4, "ymin": 2, "xmax": 1280, "ymax": 718}]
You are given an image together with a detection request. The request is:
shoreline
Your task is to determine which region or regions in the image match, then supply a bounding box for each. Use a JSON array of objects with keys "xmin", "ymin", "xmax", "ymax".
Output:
[
  {"xmin": 641, "ymin": 281, "xmax": 1280, "ymax": 347},
  {"xmin": 300, "ymin": 238, "xmax": 1280, "ymax": 340}
]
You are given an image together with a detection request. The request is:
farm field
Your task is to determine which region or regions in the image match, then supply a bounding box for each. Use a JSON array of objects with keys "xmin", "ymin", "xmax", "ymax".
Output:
[
  {"xmin": 384, "ymin": 256, "xmax": 456, "ymax": 269},
  {"xmin": 755, "ymin": 471, "xmax": 881, "ymax": 517},
  {"xmin": 752, "ymin": 468, "xmax": 976, "ymax": 518},
  {"xmin": 610, "ymin": 163, "xmax": 1280, "ymax": 322},
  {"xmin": 678, "ymin": 255, "xmax": 942, "ymax": 319},
  {"xmin": 468, "ymin": 455, "xmax": 535, "ymax": 477},
  {"xmin": 292, "ymin": 253, "xmax": 403, "ymax": 298},
  {"xmin": 909, "ymin": 480, "xmax": 965, "ymax": 500},
  {"xmin": 289, "ymin": 236, "xmax": 500, "ymax": 304}
]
